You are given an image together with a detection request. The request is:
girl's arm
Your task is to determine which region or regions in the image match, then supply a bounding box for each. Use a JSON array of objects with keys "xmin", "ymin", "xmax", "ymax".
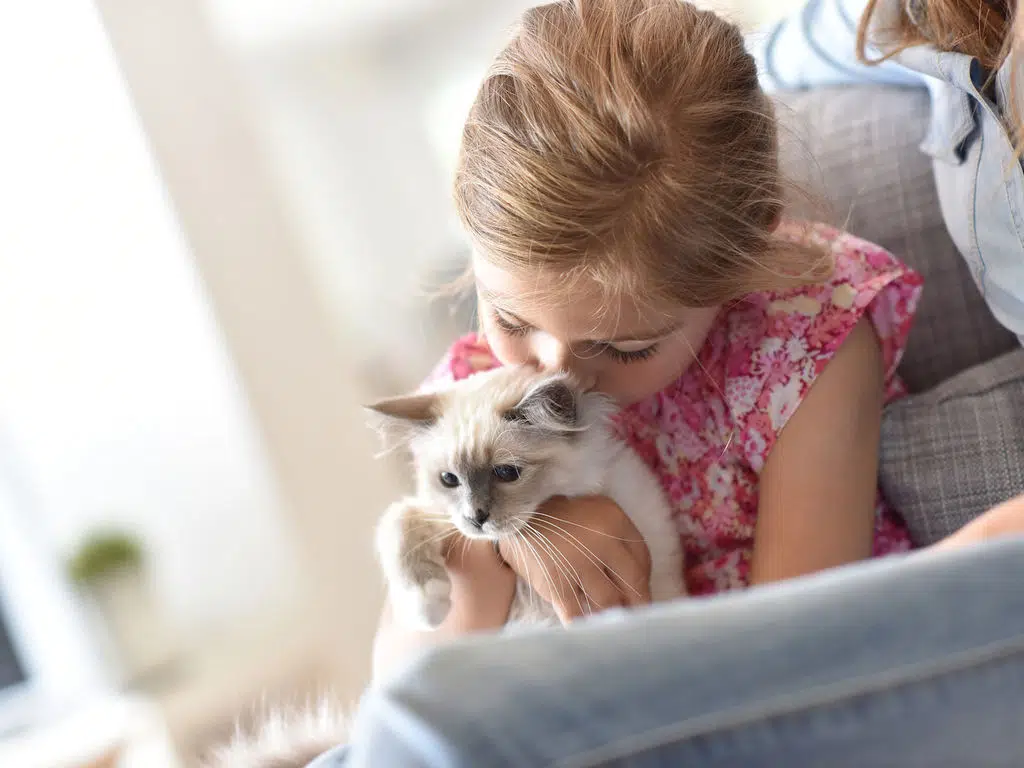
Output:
[
  {"xmin": 752, "ymin": 317, "xmax": 883, "ymax": 584},
  {"xmin": 372, "ymin": 539, "xmax": 517, "ymax": 680}
]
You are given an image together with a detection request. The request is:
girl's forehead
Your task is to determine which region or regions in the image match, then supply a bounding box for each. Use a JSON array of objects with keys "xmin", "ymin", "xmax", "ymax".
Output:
[{"xmin": 472, "ymin": 255, "xmax": 682, "ymax": 340}]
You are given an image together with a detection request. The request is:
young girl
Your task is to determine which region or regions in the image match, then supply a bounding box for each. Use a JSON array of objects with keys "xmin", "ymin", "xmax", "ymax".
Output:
[{"xmin": 376, "ymin": 0, "xmax": 923, "ymax": 670}]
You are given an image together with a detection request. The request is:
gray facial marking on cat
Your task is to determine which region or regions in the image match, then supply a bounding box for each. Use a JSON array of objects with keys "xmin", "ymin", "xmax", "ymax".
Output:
[{"xmin": 465, "ymin": 467, "xmax": 494, "ymax": 526}]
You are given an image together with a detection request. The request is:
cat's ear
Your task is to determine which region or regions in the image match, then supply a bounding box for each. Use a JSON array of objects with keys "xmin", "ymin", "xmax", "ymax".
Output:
[
  {"xmin": 367, "ymin": 393, "xmax": 439, "ymax": 423},
  {"xmin": 505, "ymin": 375, "xmax": 580, "ymax": 434},
  {"xmin": 365, "ymin": 392, "xmax": 439, "ymax": 451}
]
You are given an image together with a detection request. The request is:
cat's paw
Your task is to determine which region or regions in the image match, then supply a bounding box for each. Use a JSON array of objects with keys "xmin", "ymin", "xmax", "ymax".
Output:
[
  {"xmin": 377, "ymin": 498, "xmax": 455, "ymax": 630},
  {"xmin": 393, "ymin": 576, "xmax": 452, "ymax": 630},
  {"xmin": 416, "ymin": 577, "xmax": 453, "ymax": 629}
]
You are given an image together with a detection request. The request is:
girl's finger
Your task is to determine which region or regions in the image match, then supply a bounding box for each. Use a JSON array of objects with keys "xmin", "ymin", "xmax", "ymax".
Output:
[
  {"xmin": 445, "ymin": 536, "xmax": 505, "ymax": 577},
  {"xmin": 553, "ymin": 565, "xmax": 623, "ymax": 623},
  {"xmin": 503, "ymin": 543, "xmax": 571, "ymax": 607},
  {"xmin": 603, "ymin": 542, "xmax": 652, "ymax": 606}
]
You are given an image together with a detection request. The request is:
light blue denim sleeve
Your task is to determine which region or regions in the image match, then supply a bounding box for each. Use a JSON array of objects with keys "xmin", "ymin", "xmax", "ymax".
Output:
[
  {"xmin": 749, "ymin": 0, "xmax": 928, "ymax": 92},
  {"xmin": 334, "ymin": 539, "xmax": 1024, "ymax": 767}
]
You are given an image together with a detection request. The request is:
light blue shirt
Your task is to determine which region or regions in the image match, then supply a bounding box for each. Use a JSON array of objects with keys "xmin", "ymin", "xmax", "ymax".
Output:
[{"xmin": 750, "ymin": 0, "xmax": 1024, "ymax": 340}]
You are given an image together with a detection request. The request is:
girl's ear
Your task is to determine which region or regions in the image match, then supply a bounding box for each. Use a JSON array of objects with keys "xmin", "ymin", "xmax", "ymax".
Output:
[{"xmin": 365, "ymin": 392, "xmax": 440, "ymax": 451}]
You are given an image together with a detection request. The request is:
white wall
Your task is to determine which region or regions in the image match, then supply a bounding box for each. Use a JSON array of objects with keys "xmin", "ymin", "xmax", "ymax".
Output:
[
  {"xmin": 0, "ymin": 2, "xmax": 302, "ymax": 645},
  {"xmin": 218, "ymin": 1, "xmax": 542, "ymax": 395},
  {"xmin": 95, "ymin": 0, "xmax": 409, "ymax": 731}
]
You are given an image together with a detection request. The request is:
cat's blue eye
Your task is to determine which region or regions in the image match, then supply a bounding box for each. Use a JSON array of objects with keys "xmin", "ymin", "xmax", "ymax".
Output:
[
  {"xmin": 439, "ymin": 472, "xmax": 460, "ymax": 488},
  {"xmin": 492, "ymin": 464, "xmax": 521, "ymax": 482}
]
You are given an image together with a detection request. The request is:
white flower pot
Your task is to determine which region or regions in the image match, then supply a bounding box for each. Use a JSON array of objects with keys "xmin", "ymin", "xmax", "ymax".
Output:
[{"xmin": 88, "ymin": 568, "xmax": 175, "ymax": 685}]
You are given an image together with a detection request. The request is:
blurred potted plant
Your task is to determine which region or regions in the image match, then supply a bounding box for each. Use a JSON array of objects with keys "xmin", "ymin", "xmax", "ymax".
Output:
[
  {"xmin": 69, "ymin": 531, "xmax": 144, "ymax": 588},
  {"xmin": 68, "ymin": 530, "xmax": 174, "ymax": 686}
]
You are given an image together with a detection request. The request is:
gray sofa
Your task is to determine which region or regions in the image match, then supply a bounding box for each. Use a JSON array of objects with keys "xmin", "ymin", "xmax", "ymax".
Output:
[{"xmin": 778, "ymin": 86, "xmax": 1024, "ymax": 545}]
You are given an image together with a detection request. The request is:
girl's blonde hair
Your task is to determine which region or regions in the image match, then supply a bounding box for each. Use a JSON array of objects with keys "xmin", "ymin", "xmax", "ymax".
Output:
[{"xmin": 453, "ymin": 0, "xmax": 830, "ymax": 309}]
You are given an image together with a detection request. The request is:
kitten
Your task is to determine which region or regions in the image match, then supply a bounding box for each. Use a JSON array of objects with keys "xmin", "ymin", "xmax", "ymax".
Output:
[{"xmin": 370, "ymin": 365, "xmax": 686, "ymax": 629}]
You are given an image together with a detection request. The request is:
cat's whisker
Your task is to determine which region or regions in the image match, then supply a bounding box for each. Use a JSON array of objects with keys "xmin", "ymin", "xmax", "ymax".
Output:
[
  {"xmin": 515, "ymin": 527, "xmax": 563, "ymax": 612},
  {"xmin": 401, "ymin": 528, "xmax": 458, "ymax": 561},
  {"xmin": 509, "ymin": 528, "xmax": 557, "ymax": 614},
  {"xmin": 532, "ymin": 520, "xmax": 637, "ymax": 601},
  {"xmin": 515, "ymin": 536, "xmax": 546, "ymax": 614},
  {"xmin": 525, "ymin": 525, "xmax": 584, "ymax": 594},
  {"xmin": 523, "ymin": 529, "xmax": 584, "ymax": 617},
  {"xmin": 528, "ymin": 511, "xmax": 644, "ymax": 543},
  {"xmin": 535, "ymin": 528, "xmax": 593, "ymax": 617},
  {"xmin": 530, "ymin": 518, "xmax": 643, "ymax": 600},
  {"xmin": 402, "ymin": 512, "xmax": 455, "ymax": 521},
  {"xmin": 524, "ymin": 525, "xmax": 588, "ymax": 616},
  {"xmin": 406, "ymin": 516, "xmax": 457, "ymax": 528},
  {"xmin": 404, "ymin": 526, "xmax": 457, "ymax": 545},
  {"xmin": 401, "ymin": 519, "xmax": 456, "ymax": 532},
  {"xmin": 453, "ymin": 533, "xmax": 472, "ymax": 568}
]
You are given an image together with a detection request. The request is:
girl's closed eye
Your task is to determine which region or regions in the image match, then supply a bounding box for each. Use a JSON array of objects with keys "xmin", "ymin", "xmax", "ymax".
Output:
[
  {"xmin": 490, "ymin": 305, "xmax": 661, "ymax": 363},
  {"xmin": 492, "ymin": 309, "xmax": 530, "ymax": 336},
  {"xmin": 602, "ymin": 341, "xmax": 660, "ymax": 364}
]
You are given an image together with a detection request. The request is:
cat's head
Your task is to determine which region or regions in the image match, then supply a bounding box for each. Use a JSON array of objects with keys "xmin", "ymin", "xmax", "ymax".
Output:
[{"xmin": 367, "ymin": 367, "xmax": 609, "ymax": 540}]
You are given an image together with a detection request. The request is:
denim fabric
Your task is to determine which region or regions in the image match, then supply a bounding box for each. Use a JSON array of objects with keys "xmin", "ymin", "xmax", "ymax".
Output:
[
  {"xmin": 751, "ymin": 0, "xmax": 1024, "ymax": 339},
  {"xmin": 322, "ymin": 539, "xmax": 1024, "ymax": 767}
]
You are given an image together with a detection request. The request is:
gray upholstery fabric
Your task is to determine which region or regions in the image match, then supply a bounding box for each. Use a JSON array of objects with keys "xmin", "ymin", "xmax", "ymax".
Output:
[
  {"xmin": 775, "ymin": 86, "xmax": 1024, "ymax": 544},
  {"xmin": 774, "ymin": 87, "xmax": 1018, "ymax": 392},
  {"xmin": 880, "ymin": 349, "xmax": 1024, "ymax": 544}
]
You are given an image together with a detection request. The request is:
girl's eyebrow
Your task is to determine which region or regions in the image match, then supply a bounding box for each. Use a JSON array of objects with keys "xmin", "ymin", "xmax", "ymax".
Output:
[{"xmin": 488, "ymin": 300, "xmax": 681, "ymax": 345}]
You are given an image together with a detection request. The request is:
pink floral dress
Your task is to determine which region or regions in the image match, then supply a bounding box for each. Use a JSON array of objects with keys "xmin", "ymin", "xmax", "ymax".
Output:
[{"xmin": 427, "ymin": 222, "xmax": 923, "ymax": 596}]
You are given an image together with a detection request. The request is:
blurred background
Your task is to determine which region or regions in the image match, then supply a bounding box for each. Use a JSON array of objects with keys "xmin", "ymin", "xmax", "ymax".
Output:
[{"xmin": 0, "ymin": 0, "xmax": 802, "ymax": 765}]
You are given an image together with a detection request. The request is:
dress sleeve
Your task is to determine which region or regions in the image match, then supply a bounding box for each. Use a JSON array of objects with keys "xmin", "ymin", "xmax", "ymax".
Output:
[
  {"xmin": 730, "ymin": 222, "xmax": 923, "ymax": 472},
  {"xmin": 418, "ymin": 333, "xmax": 500, "ymax": 392}
]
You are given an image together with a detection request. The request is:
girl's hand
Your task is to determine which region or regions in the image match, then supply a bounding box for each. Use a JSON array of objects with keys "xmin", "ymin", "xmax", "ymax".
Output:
[
  {"xmin": 442, "ymin": 536, "xmax": 518, "ymax": 631},
  {"xmin": 498, "ymin": 495, "xmax": 652, "ymax": 624},
  {"xmin": 933, "ymin": 493, "xmax": 1024, "ymax": 551},
  {"xmin": 372, "ymin": 537, "xmax": 515, "ymax": 680}
]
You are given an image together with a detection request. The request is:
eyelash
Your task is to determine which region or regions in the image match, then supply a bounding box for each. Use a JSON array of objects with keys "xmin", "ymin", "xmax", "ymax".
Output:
[
  {"xmin": 491, "ymin": 311, "xmax": 529, "ymax": 336},
  {"xmin": 603, "ymin": 344, "xmax": 659, "ymax": 364},
  {"xmin": 490, "ymin": 310, "xmax": 659, "ymax": 364}
]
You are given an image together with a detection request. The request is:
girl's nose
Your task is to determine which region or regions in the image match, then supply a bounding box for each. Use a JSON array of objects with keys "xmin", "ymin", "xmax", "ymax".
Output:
[
  {"xmin": 530, "ymin": 333, "xmax": 597, "ymax": 389},
  {"xmin": 531, "ymin": 332, "xmax": 572, "ymax": 372}
]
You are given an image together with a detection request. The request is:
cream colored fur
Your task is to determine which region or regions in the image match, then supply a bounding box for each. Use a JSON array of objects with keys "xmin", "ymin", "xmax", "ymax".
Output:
[{"xmin": 203, "ymin": 701, "xmax": 349, "ymax": 768}]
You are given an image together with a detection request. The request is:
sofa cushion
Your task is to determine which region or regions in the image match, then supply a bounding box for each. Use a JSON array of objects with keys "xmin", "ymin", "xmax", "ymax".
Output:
[
  {"xmin": 774, "ymin": 86, "xmax": 1018, "ymax": 392},
  {"xmin": 879, "ymin": 348, "xmax": 1024, "ymax": 543}
]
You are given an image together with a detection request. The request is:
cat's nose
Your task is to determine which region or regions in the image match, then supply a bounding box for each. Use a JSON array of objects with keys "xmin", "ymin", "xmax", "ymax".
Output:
[{"xmin": 468, "ymin": 508, "xmax": 490, "ymax": 528}]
